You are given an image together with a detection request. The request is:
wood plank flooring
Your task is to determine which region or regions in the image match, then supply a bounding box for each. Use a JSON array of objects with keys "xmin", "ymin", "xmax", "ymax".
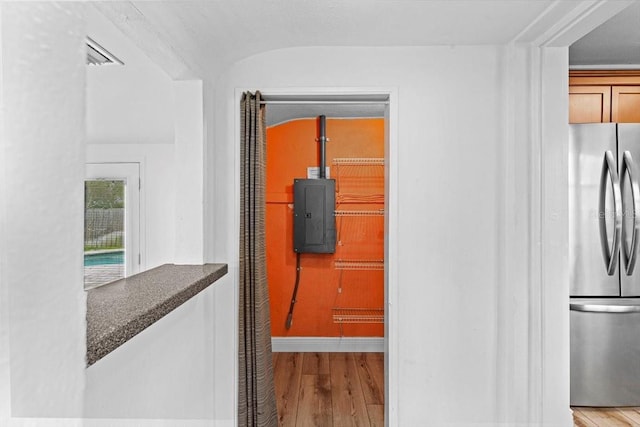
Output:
[
  {"xmin": 273, "ymin": 352, "xmax": 384, "ymax": 427},
  {"xmin": 573, "ymin": 407, "xmax": 640, "ymax": 426},
  {"xmin": 273, "ymin": 357, "xmax": 640, "ymax": 426}
]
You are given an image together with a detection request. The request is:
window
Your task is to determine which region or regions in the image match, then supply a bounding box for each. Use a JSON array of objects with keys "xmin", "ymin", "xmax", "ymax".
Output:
[{"xmin": 84, "ymin": 163, "xmax": 140, "ymax": 289}]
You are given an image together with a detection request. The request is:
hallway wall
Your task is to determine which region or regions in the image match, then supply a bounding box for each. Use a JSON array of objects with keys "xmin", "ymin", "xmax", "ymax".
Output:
[
  {"xmin": 213, "ymin": 46, "xmax": 505, "ymax": 425},
  {"xmin": 83, "ymin": 5, "xmax": 211, "ymax": 421},
  {"xmin": 85, "ymin": 5, "xmax": 177, "ymax": 271},
  {"xmin": 0, "ymin": 3, "xmax": 215, "ymax": 423},
  {"xmin": 0, "ymin": 2, "xmax": 87, "ymax": 417},
  {"xmin": 2, "ymin": 2, "xmax": 604, "ymax": 425}
]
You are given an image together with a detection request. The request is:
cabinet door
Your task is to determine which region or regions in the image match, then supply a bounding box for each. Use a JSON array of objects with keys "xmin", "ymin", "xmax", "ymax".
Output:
[
  {"xmin": 569, "ymin": 86, "xmax": 611, "ymax": 123},
  {"xmin": 612, "ymin": 86, "xmax": 640, "ymax": 123}
]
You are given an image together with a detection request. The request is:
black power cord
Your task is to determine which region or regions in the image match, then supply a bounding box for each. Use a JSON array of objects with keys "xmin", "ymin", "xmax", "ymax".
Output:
[{"xmin": 285, "ymin": 253, "xmax": 302, "ymax": 329}]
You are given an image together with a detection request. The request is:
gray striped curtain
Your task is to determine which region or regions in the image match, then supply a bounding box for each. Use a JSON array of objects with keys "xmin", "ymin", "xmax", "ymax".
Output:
[{"xmin": 238, "ymin": 91, "xmax": 278, "ymax": 427}]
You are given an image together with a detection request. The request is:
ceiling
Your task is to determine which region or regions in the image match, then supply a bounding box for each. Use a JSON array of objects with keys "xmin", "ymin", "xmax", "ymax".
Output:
[
  {"xmin": 96, "ymin": 0, "xmax": 569, "ymax": 124},
  {"xmin": 94, "ymin": 1, "xmax": 636, "ymax": 122},
  {"xmin": 570, "ymin": 2, "xmax": 640, "ymax": 67},
  {"xmin": 97, "ymin": 0, "xmax": 559, "ymax": 78}
]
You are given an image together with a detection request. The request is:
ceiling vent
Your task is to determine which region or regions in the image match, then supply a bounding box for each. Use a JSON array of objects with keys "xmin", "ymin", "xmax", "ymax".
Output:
[{"xmin": 86, "ymin": 37, "xmax": 123, "ymax": 66}]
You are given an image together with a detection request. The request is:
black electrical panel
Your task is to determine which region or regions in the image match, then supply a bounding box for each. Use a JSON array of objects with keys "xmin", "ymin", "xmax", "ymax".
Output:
[{"xmin": 293, "ymin": 178, "xmax": 336, "ymax": 253}]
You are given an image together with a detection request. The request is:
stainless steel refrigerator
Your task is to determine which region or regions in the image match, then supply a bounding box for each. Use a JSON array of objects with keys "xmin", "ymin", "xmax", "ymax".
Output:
[{"xmin": 570, "ymin": 123, "xmax": 640, "ymax": 406}]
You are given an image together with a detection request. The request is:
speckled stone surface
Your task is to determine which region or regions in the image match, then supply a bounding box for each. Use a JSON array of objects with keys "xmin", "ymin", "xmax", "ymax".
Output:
[{"xmin": 86, "ymin": 263, "xmax": 228, "ymax": 366}]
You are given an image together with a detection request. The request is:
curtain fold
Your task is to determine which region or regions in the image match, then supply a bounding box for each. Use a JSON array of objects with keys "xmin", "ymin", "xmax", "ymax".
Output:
[{"xmin": 238, "ymin": 91, "xmax": 278, "ymax": 427}]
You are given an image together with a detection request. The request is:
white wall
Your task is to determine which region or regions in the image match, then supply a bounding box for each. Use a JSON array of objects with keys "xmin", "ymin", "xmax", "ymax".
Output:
[
  {"xmin": 81, "ymin": 277, "xmax": 234, "ymax": 427},
  {"xmin": 213, "ymin": 46, "xmax": 505, "ymax": 425},
  {"xmin": 0, "ymin": 2, "xmax": 86, "ymax": 418},
  {"xmin": 85, "ymin": 144, "xmax": 175, "ymax": 271},
  {"xmin": 84, "ymin": 284, "xmax": 214, "ymax": 419},
  {"xmin": 83, "ymin": 5, "xmax": 213, "ymax": 424},
  {"xmin": 0, "ymin": 3, "xmax": 214, "ymax": 424},
  {"xmin": 174, "ymin": 80, "xmax": 205, "ymax": 264},
  {"xmin": 0, "ymin": 3, "xmax": 608, "ymax": 426},
  {"xmin": 208, "ymin": 44, "xmax": 576, "ymax": 426},
  {"xmin": 540, "ymin": 46, "xmax": 571, "ymax": 426},
  {"xmin": 85, "ymin": 5, "xmax": 174, "ymax": 146},
  {"xmin": 86, "ymin": 6, "xmax": 207, "ymax": 270},
  {"xmin": 85, "ymin": 6, "xmax": 177, "ymax": 270}
]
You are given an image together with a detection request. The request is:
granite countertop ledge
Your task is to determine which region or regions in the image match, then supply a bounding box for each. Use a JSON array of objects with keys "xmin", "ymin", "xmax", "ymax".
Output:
[{"xmin": 86, "ymin": 263, "xmax": 228, "ymax": 366}]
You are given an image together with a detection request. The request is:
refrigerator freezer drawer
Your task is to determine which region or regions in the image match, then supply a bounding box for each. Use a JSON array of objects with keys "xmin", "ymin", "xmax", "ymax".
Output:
[{"xmin": 571, "ymin": 298, "xmax": 640, "ymax": 406}]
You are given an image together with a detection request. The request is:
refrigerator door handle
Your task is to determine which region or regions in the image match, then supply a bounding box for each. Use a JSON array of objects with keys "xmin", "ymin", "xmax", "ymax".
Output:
[
  {"xmin": 621, "ymin": 151, "xmax": 640, "ymax": 275},
  {"xmin": 570, "ymin": 302, "xmax": 640, "ymax": 313},
  {"xmin": 600, "ymin": 150, "xmax": 622, "ymax": 276}
]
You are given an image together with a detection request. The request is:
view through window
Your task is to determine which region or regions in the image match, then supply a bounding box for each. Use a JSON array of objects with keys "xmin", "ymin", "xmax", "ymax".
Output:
[
  {"xmin": 84, "ymin": 162, "xmax": 141, "ymax": 289},
  {"xmin": 84, "ymin": 179, "xmax": 125, "ymax": 288}
]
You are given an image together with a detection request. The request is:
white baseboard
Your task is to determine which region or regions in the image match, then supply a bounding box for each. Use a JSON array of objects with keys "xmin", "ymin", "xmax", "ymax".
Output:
[{"xmin": 271, "ymin": 337, "xmax": 384, "ymax": 352}]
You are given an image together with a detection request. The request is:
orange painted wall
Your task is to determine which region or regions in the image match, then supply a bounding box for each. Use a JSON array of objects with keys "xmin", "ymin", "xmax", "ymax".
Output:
[{"xmin": 266, "ymin": 118, "xmax": 385, "ymax": 337}]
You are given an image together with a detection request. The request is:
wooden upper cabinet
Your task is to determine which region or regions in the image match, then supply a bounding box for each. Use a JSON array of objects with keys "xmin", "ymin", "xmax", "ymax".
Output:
[
  {"xmin": 569, "ymin": 86, "xmax": 611, "ymax": 123},
  {"xmin": 612, "ymin": 86, "xmax": 640, "ymax": 122},
  {"xmin": 569, "ymin": 71, "xmax": 640, "ymax": 124}
]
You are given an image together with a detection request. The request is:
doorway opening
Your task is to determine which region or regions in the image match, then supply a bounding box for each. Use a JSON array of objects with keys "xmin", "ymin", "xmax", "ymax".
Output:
[
  {"xmin": 260, "ymin": 92, "xmax": 393, "ymax": 425},
  {"xmin": 568, "ymin": 3, "xmax": 640, "ymax": 424}
]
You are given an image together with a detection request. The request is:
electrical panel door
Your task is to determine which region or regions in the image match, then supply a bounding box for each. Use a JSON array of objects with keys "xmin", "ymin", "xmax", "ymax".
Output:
[{"xmin": 293, "ymin": 179, "xmax": 336, "ymax": 253}]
